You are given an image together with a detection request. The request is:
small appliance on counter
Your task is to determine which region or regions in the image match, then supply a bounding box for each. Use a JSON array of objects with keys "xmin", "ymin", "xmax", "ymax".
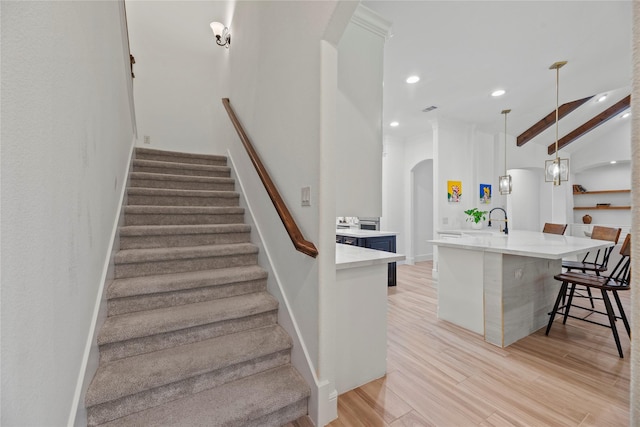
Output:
[
  {"xmin": 358, "ymin": 217, "xmax": 380, "ymax": 231},
  {"xmin": 336, "ymin": 216, "xmax": 359, "ymax": 229}
]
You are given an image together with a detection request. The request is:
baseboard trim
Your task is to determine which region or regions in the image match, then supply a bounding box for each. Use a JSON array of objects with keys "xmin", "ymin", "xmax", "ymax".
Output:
[
  {"xmin": 414, "ymin": 253, "xmax": 433, "ymax": 263},
  {"xmin": 316, "ymin": 382, "xmax": 338, "ymax": 426}
]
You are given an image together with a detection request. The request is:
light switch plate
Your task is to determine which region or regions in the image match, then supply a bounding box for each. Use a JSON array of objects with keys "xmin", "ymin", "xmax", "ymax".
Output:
[{"xmin": 301, "ymin": 186, "xmax": 311, "ymax": 206}]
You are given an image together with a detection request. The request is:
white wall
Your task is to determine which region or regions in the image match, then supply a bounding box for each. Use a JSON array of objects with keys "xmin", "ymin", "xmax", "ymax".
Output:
[
  {"xmin": 571, "ymin": 118, "xmax": 631, "ymax": 172},
  {"xmin": 1, "ymin": 2, "xmax": 134, "ymax": 425},
  {"xmin": 436, "ymin": 120, "xmax": 494, "ymax": 229},
  {"xmin": 125, "ymin": 1, "xmax": 234, "ymax": 154},
  {"xmin": 509, "ymin": 169, "xmax": 543, "ymax": 231},
  {"xmin": 403, "ymin": 133, "xmax": 434, "ymax": 262},
  {"xmin": 226, "ymin": 2, "xmax": 350, "ymax": 424},
  {"xmin": 335, "ymin": 8, "xmax": 389, "ymax": 217},
  {"xmin": 412, "ymin": 160, "xmax": 434, "ymax": 262},
  {"xmin": 573, "ymin": 162, "xmax": 631, "ymax": 225},
  {"xmin": 382, "ymin": 137, "xmax": 406, "ymax": 249},
  {"xmin": 228, "ymin": 0, "xmax": 339, "ymax": 374},
  {"xmin": 381, "ymin": 131, "xmax": 435, "ymax": 264},
  {"xmin": 629, "ymin": 5, "xmax": 640, "ymax": 422},
  {"xmin": 507, "ymin": 132, "xmax": 550, "ymax": 170}
]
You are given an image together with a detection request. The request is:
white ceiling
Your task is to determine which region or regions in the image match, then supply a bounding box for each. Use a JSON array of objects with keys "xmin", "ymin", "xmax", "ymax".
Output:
[{"xmin": 362, "ymin": 1, "xmax": 632, "ymax": 152}]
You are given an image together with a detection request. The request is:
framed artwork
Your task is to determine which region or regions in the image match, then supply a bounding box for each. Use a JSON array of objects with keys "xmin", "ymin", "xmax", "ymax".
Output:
[
  {"xmin": 447, "ymin": 180, "xmax": 462, "ymax": 203},
  {"xmin": 480, "ymin": 184, "xmax": 491, "ymax": 204}
]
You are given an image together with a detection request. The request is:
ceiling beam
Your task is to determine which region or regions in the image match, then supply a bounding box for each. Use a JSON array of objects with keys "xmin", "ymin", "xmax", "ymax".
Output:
[
  {"xmin": 547, "ymin": 95, "xmax": 631, "ymax": 155},
  {"xmin": 517, "ymin": 96, "xmax": 594, "ymax": 147}
]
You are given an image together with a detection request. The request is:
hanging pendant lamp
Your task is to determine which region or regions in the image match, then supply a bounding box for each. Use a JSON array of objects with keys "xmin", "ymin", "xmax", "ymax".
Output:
[
  {"xmin": 545, "ymin": 61, "xmax": 569, "ymax": 185},
  {"xmin": 499, "ymin": 109, "xmax": 512, "ymax": 195}
]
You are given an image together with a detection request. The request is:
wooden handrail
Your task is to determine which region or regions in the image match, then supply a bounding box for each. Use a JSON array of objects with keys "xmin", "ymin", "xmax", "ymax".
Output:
[{"xmin": 222, "ymin": 98, "xmax": 318, "ymax": 258}]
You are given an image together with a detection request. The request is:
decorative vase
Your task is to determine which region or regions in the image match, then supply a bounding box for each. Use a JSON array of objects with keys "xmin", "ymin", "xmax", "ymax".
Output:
[
  {"xmin": 471, "ymin": 221, "xmax": 483, "ymax": 230},
  {"xmin": 582, "ymin": 214, "xmax": 592, "ymax": 224}
]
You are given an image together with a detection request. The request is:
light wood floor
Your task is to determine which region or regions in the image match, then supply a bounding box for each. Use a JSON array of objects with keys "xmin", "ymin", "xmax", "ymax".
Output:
[{"xmin": 328, "ymin": 261, "xmax": 630, "ymax": 427}]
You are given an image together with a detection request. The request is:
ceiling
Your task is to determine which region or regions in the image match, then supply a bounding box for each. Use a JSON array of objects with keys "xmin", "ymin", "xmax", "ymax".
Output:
[{"xmin": 362, "ymin": 1, "xmax": 632, "ymax": 152}]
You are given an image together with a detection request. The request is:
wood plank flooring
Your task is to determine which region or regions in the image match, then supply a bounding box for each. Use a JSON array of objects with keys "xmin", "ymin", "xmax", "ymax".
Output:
[{"xmin": 328, "ymin": 261, "xmax": 630, "ymax": 427}]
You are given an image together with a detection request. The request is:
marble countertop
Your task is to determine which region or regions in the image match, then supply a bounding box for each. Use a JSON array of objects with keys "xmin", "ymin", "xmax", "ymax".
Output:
[
  {"xmin": 430, "ymin": 229, "xmax": 613, "ymax": 260},
  {"xmin": 336, "ymin": 243, "xmax": 405, "ymax": 270},
  {"xmin": 336, "ymin": 229, "xmax": 399, "ymax": 238},
  {"xmin": 436, "ymin": 228, "xmax": 505, "ymax": 236}
]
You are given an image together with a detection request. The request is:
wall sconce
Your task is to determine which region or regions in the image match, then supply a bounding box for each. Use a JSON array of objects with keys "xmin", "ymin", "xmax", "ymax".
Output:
[
  {"xmin": 545, "ymin": 61, "xmax": 570, "ymax": 185},
  {"xmin": 210, "ymin": 22, "xmax": 230, "ymax": 48},
  {"xmin": 499, "ymin": 109, "xmax": 512, "ymax": 195}
]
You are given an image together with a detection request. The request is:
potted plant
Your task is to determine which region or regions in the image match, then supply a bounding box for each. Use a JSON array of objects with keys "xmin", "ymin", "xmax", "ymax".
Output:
[{"xmin": 464, "ymin": 208, "xmax": 488, "ymax": 229}]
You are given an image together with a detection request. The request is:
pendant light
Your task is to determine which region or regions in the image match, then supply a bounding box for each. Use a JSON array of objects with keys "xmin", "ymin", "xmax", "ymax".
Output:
[
  {"xmin": 545, "ymin": 61, "xmax": 570, "ymax": 185},
  {"xmin": 499, "ymin": 109, "xmax": 512, "ymax": 195}
]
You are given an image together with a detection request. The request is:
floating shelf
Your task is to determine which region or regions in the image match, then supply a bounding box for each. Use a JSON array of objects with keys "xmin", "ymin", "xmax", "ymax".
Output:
[
  {"xmin": 573, "ymin": 189, "xmax": 630, "ymax": 195},
  {"xmin": 573, "ymin": 206, "xmax": 631, "ymax": 210}
]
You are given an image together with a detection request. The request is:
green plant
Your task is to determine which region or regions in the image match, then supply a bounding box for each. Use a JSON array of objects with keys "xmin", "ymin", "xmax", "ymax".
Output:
[{"xmin": 464, "ymin": 208, "xmax": 488, "ymax": 224}]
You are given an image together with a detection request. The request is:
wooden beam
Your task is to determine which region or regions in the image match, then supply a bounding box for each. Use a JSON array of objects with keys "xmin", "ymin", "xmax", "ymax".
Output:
[
  {"xmin": 547, "ymin": 95, "xmax": 631, "ymax": 155},
  {"xmin": 517, "ymin": 96, "xmax": 594, "ymax": 146}
]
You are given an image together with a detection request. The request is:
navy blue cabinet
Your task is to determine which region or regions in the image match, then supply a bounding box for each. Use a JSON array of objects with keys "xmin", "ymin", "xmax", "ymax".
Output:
[{"xmin": 336, "ymin": 233, "xmax": 397, "ymax": 286}]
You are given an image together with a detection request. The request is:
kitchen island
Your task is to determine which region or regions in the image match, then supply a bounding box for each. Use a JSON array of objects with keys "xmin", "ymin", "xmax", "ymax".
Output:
[
  {"xmin": 430, "ymin": 230, "xmax": 613, "ymax": 347},
  {"xmin": 335, "ymin": 243, "xmax": 404, "ymax": 394}
]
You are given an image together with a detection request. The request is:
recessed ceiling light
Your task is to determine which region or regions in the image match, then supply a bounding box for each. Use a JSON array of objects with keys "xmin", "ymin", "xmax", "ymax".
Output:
[
  {"xmin": 622, "ymin": 112, "xmax": 630, "ymax": 119},
  {"xmin": 597, "ymin": 94, "xmax": 608, "ymax": 102},
  {"xmin": 406, "ymin": 76, "xmax": 420, "ymax": 84},
  {"xmin": 390, "ymin": 121, "xmax": 399, "ymax": 127},
  {"xmin": 491, "ymin": 89, "xmax": 506, "ymax": 97},
  {"xmin": 610, "ymin": 160, "xmax": 617, "ymax": 164}
]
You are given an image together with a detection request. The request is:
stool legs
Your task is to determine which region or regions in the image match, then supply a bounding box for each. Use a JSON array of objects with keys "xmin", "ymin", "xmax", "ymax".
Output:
[
  {"xmin": 546, "ymin": 281, "xmax": 568, "ymax": 336},
  {"xmin": 612, "ymin": 290, "xmax": 630, "ymax": 337},
  {"xmin": 547, "ymin": 282, "xmax": 629, "ymax": 358},
  {"xmin": 563, "ymin": 284, "xmax": 577, "ymax": 325},
  {"xmin": 601, "ymin": 289, "xmax": 624, "ymax": 358}
]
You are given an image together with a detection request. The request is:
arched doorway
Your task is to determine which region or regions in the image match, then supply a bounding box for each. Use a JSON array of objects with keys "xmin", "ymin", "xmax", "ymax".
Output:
[{"xmin": 410, "ymin": 159, "xmax": 434, "ymax": 264}]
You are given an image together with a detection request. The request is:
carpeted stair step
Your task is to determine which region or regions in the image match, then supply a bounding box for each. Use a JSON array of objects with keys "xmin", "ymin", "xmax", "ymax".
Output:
[
  {"xmin": 94, "ymin": 364, "xmax": 310, "ymax": 427},
  {"xmin": 98, "ymin": 291, "xmax": 278, "ymax": 362},
  {"xmin": 86, "ymin": 325, "xmax": 293, "ymax": 426},
  {"xmin": 107, "ymin": 265, "xmax": 268, "ymax": 316},
  {"xmin": 114, "ymin": 243, "xmax": 258, "ymax": 278},
  {"xmin": 123, "ymin": 205, "xmax": 245, "ymax": 226},
  {"xmin": 133, "ymin": 159, "xmax": 231, "ymax": 178},
  {"xmin": 127, "ymin": 187, "xmax": 240, "ymax": 207},
  {"xmin": 86, "ymin": 148, "xmax": 310, "ymax": 424},
  {"xmin": 119, "ymin": 224, "xmax": 251, "ymax": 249},
  {"xmin": 130, "ymin": 171, "xmax": 235, "ymax": 191},
  {"xmin": 135, "ymin": 147, "xmax": 227, "ymax": 166}
]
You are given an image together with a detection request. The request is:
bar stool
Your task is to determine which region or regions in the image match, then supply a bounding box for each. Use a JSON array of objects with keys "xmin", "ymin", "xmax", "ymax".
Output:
[
  {"xmin": 542, "ymin": 223, "xmax": 567, "ymax": 235},
  {"xmin": 545, "ymin": 234, "xmax": 631, "ymax": 358},
  {"xmin": 561, "ymin": 226, "xmax": 621, "ymax": 308}
]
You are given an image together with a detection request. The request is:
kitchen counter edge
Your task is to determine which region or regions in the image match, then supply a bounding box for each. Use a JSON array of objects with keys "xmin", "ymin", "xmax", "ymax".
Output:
[{"xmin": 336, "ymin": 243, "xmax": 405, "ymax": 270}]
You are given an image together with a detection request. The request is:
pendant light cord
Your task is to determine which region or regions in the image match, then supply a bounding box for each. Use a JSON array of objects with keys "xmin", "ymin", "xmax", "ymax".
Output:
[
  {"xmin": 504, "ymin": 111, "xmax": 508, "ymax": 175},
  {"xmin": 555, "ymin": 66, "xmax": 560, "ymax": 162},
  {"xmin": 501, "ymin": 109, "xmax": 511, "ymax": 175}
]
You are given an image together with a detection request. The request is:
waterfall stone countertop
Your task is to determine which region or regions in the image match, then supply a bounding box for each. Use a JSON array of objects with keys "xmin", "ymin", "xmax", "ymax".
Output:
[
  {"xmin": 431, "ymin": 229, "xmax": 612, "ymax": 259},
  {"xmin": 335, "ymin": 243, "xmax": 405, "ymax": 270}
]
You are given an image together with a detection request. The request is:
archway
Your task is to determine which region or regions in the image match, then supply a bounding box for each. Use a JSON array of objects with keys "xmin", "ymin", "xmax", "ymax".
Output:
[{"xmin": 410, "ymin": 159, "xmax": 434, "ymax": 264}]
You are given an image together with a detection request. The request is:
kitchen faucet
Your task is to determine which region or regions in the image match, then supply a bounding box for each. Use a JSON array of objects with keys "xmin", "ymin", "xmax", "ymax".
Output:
[{"xmin": 488, "ymin": 207, "xmax": 508, "ymax": 235}]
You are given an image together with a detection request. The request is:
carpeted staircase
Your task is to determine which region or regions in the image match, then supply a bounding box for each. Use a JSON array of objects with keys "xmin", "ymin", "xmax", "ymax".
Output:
[{"xmin": 85, "ymin": 147, "xmax": 310, "ymax": 426}]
